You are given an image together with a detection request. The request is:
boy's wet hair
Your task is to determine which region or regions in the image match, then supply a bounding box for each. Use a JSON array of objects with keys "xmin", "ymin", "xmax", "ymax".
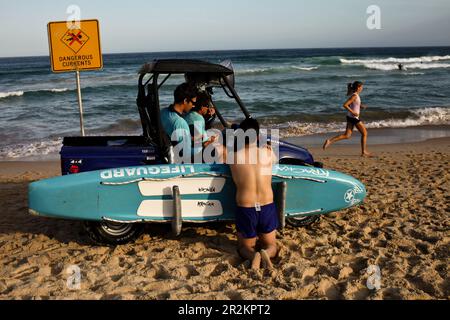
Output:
[
  {"xmin": 239, "ymin": 118, "xmax": 260, "ymax": 145},
  {"xmin": 174, "ymin": 83, "xmax": 198, "ymax": 104}
]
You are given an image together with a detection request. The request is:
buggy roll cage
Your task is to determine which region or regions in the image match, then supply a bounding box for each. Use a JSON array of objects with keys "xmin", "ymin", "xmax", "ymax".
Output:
[{"xmin": 136, "ymin": 59, "xmax": 252, "ymax": 161}]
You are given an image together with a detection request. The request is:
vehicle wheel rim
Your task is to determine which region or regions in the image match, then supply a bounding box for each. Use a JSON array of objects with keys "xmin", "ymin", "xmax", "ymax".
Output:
[
  {"xmin": 100, "ymin": 221, "xmax": 133, "ymax": 236},
  {"xmin": 291, "ymin": 216, "xmax": 310, "ymax": 221}
]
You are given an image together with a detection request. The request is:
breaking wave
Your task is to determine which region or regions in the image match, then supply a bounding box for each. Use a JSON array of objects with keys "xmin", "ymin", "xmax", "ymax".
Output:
[
  {"xmin": 0, "ymin": 119, "xmax": 141, "ymax": 160},
  {"xmin": 0, "ymin": 88, "xmax": 69, "ymax": 100},
  {"xmin": 0, "ymin": 91, "xmax": 24, "ymax": 99},
  {"xmin": 49, "ymin": 88, "xmax": 69, "ymax": 93},
  {"xmin": 237, "ymin": 65, "xmax": 319, "ymax": 75},
  {"xmin": 278, "ymin": 107, "xmax": 450, "ymax": 137},
  {"xmin": 0, "ymin": 138, "xmax": 63, "ymax": 160},
  {"xmin": 340, "ymin": 55, "xmax": 450, "ymax": 65},
  {"xmin": 363, "ymin": 63, "xmax": 450, "ymax": 71},
  {"xmin": 291, "ymin": 66, "xmax": 320, "ymax": 71},
  {"xmin": 340, "ymin": 55, "xmax": 450, "ymax": 71}
]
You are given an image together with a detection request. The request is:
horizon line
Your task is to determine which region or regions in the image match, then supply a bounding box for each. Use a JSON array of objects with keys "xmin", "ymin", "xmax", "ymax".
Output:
[{"xmin": 1, "ymin": 45, "xmax": 450, "ymax": 60}]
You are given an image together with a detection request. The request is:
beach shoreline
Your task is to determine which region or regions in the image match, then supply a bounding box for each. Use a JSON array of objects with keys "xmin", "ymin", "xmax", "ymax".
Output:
[
  {"xmin": 0, "ymin": 136, "xmax": 448, "ymax": 300},
  {"xmin": 287, "ymin": 125, "xmax": 450, "ymax": 147},
  {"xmin": 1, "ymin": 125, "xmax": 449, "ymax": 163}
]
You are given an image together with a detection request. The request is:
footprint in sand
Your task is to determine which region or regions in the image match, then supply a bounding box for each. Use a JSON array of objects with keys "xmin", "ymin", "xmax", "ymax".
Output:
[
  {"xmin": 382, "ymin": 287, "xmax": 403, "ymax": 300},
  {"xmin": 154, "ymin": 266, "xmax": 172, "ymax": 280},
  {"xmin": 350, "ymin": 257, "xmax": 369, "ymax": 274},
  {"xmin": 155, "ymin": 264, "xmax": 200, "ymax": 280},
  {"xmin": 301, "ymin": 267, "xmax": 318, "ymax": 285},
  {"xmin": 225, "ymin": 290, "xmax": 243, "ymax": 300},
  {"xmin": 318, "ymin": 279, "xmax": 342, "ymax": 299},
  {"xmin": 50, "ymin": 262, "xmax": 65, "ymax": 276},
  {"xmin": 110, "ymin": 274, "xmax": 124, "ymax": 283},
  {"xmin": 338, "ymin": 266, "xmax": 354, "ymax": 280},
  {"xmin": 11, "ymin": 265, "xmax": 39, "ymax": 279},
  {"xmin": 405, "ymin": 275, "xmax": 437, "ymax": 297},
  {"xmin": 282, "ymin": 265, "xmax": 302, "ymax": 278},
  {"xmin": 343, "ymin": 285, "xmax": 371, "ymax": 300},
  {"xmin": 210, "ymin": 263, "xmax": 231, "ymax": 277}
]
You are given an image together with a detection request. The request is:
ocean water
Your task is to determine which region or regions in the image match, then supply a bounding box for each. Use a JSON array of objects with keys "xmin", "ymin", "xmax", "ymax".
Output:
[{"xmin": 0, "ymin": 47, "xmax": 449, "ymax": 159}]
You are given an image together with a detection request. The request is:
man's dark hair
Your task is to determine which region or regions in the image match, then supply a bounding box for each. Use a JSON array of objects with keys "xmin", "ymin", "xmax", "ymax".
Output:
[
  {"xmin": 193, "ymin": 92, "xmax": 210, "ymax": 112},
  {"xmin": 174, "ymin": 83, "xmax": 198, "ymax": 104},
  {"xmin": 239, "ymin": 118, "xmax": 260, "ymax": 145}
]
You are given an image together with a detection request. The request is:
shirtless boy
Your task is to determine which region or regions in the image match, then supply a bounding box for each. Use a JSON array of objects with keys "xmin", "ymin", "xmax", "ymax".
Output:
[{"xmin": 229, "ymin": 118, "xmax": 279, "ymax": 270}]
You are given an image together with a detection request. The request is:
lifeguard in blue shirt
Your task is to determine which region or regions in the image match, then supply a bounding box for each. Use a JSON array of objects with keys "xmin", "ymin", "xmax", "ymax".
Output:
[
  {"xmin": 160, "ymin": 83, "xmax": 198, "ymax": 158},
  {"xmin": 183, "ymin": 92, "xmax": 217, "ymax": 155}
]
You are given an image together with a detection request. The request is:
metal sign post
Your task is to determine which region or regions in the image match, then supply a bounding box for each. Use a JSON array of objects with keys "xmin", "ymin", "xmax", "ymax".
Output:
[{"xmin": 75, "ymin": 70, "xmax": 85, "ymax": 136}]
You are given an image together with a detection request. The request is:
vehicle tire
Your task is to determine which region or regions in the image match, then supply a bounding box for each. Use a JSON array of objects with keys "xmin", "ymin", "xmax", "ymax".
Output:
[
  {"xmin": 286, "ymin": 215, "xmax": 320, "ymax": 228},
  {"xmin": 84, "ymin": 221, "xmax": 145, "ymax": 245},
  {"xmin": 314, "ymin": 161, "xmax": 324, "ymax": 168}
]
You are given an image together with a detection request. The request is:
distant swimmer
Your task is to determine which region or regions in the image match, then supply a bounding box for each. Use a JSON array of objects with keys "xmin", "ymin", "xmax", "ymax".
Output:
[{"xmin": 398, "ymin": 63, "xmax": 404, "ymax": 71}]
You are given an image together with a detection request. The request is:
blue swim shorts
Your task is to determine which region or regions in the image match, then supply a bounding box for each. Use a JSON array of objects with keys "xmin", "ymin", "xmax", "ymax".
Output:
[{"xmin": 236, "ymin": 203, "xmax": 279, "ymax": 239}]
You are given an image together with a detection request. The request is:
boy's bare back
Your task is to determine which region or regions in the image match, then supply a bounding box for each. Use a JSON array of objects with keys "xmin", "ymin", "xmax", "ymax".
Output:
[{"xmin": 230, "ymin": 145, "xmax": 276, "ymax": 208}]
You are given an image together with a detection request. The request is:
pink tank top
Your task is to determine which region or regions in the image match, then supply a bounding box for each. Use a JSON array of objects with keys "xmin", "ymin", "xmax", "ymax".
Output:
[{"xmin": 347, "ymin": 93, "xmax": 361, "ymax": 119}]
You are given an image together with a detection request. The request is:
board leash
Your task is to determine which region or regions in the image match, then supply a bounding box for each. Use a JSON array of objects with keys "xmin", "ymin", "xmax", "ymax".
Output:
[{"xmin": 100, "ymin": 172, "xmax": 327, "ymax": 186}]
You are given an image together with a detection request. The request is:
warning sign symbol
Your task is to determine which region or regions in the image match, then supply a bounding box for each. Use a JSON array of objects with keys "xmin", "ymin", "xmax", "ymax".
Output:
[{"xmin": 61, "ymin": 29, "xmax": 90, "ymax": 54}]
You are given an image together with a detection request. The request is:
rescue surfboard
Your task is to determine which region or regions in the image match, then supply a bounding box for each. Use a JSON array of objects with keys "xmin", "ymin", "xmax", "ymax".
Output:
[{"xmin": 28, "ymin": 164, "xmax": 366, "ymax": 222}]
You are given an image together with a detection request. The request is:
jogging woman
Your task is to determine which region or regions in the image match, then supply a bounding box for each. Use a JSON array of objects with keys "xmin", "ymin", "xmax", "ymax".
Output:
[{"xmin": 323, "ymin": 81, "xmax": 373, "ymax": 157}]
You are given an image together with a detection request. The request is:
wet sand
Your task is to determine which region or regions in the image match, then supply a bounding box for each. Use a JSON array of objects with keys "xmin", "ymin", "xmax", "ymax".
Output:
[{"xmin": 0, "ymin": 137, "xmax": 449, "ymax": 300}]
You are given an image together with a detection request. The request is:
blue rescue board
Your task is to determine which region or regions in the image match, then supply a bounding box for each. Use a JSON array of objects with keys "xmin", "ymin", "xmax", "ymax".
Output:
[{"xmin": 28, "ymin": 164, "xmax": 366, "ymax": 222}]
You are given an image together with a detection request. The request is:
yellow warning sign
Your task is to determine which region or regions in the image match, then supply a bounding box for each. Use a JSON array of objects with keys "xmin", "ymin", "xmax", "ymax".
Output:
[{"xmin": 48, "ymin": 20, "xmax": 102, "ymax": 73}]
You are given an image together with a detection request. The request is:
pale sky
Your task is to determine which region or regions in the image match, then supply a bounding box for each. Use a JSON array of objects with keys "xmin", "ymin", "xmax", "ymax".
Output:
[{"xmin": 0, "ymin": 0, "xmax": 449, "ymax": 57}]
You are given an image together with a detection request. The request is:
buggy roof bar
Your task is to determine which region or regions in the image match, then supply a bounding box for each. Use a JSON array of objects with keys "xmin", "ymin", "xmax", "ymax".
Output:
[{"xmin": 138, "ymin": 59, "xmax": 234, "ymax": 75}]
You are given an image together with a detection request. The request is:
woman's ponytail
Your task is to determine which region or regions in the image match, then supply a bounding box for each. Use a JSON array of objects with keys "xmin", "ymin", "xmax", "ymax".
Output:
[{"xmin": 347, "ymin": 83, "xmax": 353, "ymax": 96}]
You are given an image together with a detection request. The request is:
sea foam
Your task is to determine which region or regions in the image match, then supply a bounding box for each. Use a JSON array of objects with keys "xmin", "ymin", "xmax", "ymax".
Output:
[
  {"xmin": 279, "ymin": 107, "xmax": 450, "ymax": 137},
  {"xmin": 340, "ymin": 55, "xmax": 450, "ymax": 71},
  {"xmin": 0, "ymin": 91, "xmax": 24, "ymax": 99},
  {"xmin": 0, "ymin": 88, "xmax": 69, "ymax": 100}
]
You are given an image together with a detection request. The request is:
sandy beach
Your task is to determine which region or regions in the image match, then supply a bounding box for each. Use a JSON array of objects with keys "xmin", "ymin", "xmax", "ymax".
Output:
[{"xmin": 0, "ymin": 136, "xmax": 448, "ymax": 300}]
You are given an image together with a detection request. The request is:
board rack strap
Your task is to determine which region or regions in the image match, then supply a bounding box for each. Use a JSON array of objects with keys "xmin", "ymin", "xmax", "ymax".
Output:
[
  {"xmin": 100, "ymin": 173, "xmax": 327, "ymax": 187},
  {"xmin": 275, "ymin": 182, "xmax": 287, "ymax": 231},
  {"xmin": 172, "ymin": 186, "xmax": 182, "ymax": 237},
  {"xmin": 100, "ymin": 172, "xmax": 230, "ymax": 186}
]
